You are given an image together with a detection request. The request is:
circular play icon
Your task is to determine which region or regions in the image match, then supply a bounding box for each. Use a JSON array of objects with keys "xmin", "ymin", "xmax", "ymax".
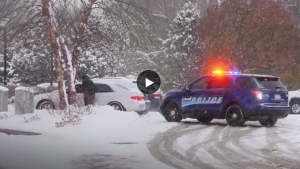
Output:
[{"xmin": 136, "ymin": 70, "xmax": 161, "ymax": 94}]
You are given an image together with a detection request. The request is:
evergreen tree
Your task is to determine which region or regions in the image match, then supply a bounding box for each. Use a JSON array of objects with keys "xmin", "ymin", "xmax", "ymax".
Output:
[
  {"xmin": 9, "ymin": 22, "xmax": 54, "ymax": 85},
  {"xmin": 160, "ymin": 2, "xmax": 201, "ymax": 89},
  {"xmin": 76, "ymin": 10, "xmax": 131, "ymax": 79}
]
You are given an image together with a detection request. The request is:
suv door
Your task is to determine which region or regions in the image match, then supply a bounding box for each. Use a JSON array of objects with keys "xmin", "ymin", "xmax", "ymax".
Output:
[
  {"xmin": 234, "ymin": 76, "xmax": 257, "ymax": 107},
  {"xmin": 94, "ymin": 83, "xmax": 116, "ymax": 105},
  {"xmin": 181, "ymin": 76, "xmax": 210, "ymax": 114},
  {"xmin": 200, "ymin": 75, "xmax": 232, "ymax": 114}
]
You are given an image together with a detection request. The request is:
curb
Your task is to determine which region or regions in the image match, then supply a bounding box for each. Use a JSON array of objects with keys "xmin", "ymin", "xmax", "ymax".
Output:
[{"xmin": 0, "ymin": 128, "xmax": 41, "ymax": 135}]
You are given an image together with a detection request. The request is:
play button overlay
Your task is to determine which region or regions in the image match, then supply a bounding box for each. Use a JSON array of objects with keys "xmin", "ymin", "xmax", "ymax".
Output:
[
  {"xmin": 137, "ymin": 70, "xmax": 161, "ymax": 94},
  {"xmin": 145, "ymin": 78, "xmax": 154, "ymax": 87}
]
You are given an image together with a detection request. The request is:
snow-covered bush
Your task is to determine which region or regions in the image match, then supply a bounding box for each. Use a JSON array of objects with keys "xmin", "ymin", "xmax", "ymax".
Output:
[
  {"xmin": 54, "ymin": 105, "xmax": 94, "ymax": 128},
  {"xmin": 23, "ymin": 114, "xmax": 41, "ymax": 123},
  {"xmin": 0, "ymin": 113, "xmax": 9, "ymax": 121}
]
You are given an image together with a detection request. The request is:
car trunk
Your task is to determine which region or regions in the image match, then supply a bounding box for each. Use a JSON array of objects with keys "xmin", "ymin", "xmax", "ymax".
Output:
[{"xmin": 253, "ymin": 76, "xmax": 288, "ymax": 105}]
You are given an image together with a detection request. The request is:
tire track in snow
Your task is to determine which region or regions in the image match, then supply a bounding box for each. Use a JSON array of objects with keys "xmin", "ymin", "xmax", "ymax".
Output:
[
  {"xmin": 236, "ymin": 127, "xmax": 300, "ymax": 169},
  {"xmin": 260, "ymin": 127, "xmax": 300, "ymax": 169},
  {"xmin": 148, "ymin": 122, "xmax": 300, "ymax": 169},
  {"xmin": 148, "ymin": 123, "xmax": 213, "ymax": 169},
  {"xmin": 210, "ymin": 126, "xmax": 273, "ymax": 169}
]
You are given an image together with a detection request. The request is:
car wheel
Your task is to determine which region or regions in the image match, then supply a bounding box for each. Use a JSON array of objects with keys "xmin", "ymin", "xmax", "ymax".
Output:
[
  {"xmin": 38, "ymin": 100, "xmax": 55, "ymax": 110},
  {"xmin": 162, "ymin": 102, "xmax": 182, "ymax": 122},
  {"xmin": 259, "ymin": 117, "xmax": 278, "ymax": 127},
  {"xmin": 225, "ymin": 104, "xmax": 245, "ymax": 126},
  {"xmin": 108, "ymin": 102, "xmax": 125, "ymax": 111},
  {"xmin": 136, "ymin": 109, "xmax": 149, "ymax": 116},
  {"xmin": 290, "ymin": 100, "xmax": 300, "ymax": 114},
  {"xmin": 197, "ymin": 116, "xmax": 213, "ymax": 124}
]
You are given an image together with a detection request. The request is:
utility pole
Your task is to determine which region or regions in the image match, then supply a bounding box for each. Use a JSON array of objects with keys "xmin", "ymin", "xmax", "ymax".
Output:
[
  {"xmin": 0, "ymin": 18, "xmax": 9, "ymax": 86},
  {"xmin": 3, "ymin": 27, "xmax": 7, "ymax": 85}
]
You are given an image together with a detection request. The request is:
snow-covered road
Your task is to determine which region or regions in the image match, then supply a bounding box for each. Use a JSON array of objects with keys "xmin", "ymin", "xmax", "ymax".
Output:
[{"xmin": 148, "ymin": 116, "xmax": 300, "ymax": 169}]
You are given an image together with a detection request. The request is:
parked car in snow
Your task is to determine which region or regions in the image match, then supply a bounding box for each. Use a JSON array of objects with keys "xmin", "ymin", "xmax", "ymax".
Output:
[
  {"xmin": 91, "ymin": 77, "xmax": 151, "ymax": 115},
  {"xmin": 100, "ymin": 76, "xmax": 163, "ymax": 111},
  {"xmin": 34, "ymin": 80, "xmax": 147, "ymax": 113},
  {"xmin": 131, "ymin": 79, "xmax": 163, "ymax": 111},
  {"xmin": 288, "ymin": 90, "xmax": 300, "ymax": 114}
]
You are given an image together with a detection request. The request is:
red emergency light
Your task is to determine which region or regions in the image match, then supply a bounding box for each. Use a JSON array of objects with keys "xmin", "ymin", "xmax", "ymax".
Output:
[{"xmin": 212, "ymin": 69, "xmax": 241, "ymax": 75}]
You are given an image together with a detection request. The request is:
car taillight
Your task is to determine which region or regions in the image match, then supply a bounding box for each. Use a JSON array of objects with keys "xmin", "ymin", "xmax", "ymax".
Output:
[
  {"xmin": 251, "ymin": 90, "xmax": 262, "ymax": 100},
  {"xmin": 131, "ymin": 96, "xmax": 144, "ymax": 101},
  {"xmin": 153, "ymin": 93, "xmax": 162, "ymax": 99}
]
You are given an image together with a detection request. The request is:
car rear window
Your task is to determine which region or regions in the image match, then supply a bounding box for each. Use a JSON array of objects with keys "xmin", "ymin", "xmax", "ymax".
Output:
[
  {"xmin": 254, "ymin": 77, "xmax": 286, "ymax": 90},
  {"xmin": 114, "ymin": 84, "xmax": 130, "ymax": 90}
]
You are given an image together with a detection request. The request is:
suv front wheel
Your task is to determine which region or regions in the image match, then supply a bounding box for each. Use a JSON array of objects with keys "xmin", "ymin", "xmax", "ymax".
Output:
[
  {"xmin": 162, "ymin": 102, "xmax": 182, "ymax": 122},
  {"xmin": 225, "ymin": 104, "xmax": 245, "ymax": 126}
]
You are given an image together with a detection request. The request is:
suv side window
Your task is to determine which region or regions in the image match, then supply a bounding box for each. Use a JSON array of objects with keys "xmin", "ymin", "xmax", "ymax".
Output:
[
  {"xmin": 189, "ymin": 77, "xmax": 209, "ymax": 90},
  {"xmin": 95, "ymin": 84, "xmax": 114, "ymax": 93},
  {"xmin": 235, "ymin": 77, "xmax": 254, "ymax": 89},
  {"xmin": 207, "ymin": 76, "xmax": 231, "ymax": 89}
]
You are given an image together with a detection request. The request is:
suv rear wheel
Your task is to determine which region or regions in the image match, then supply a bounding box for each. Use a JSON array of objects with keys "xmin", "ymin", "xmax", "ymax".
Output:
[
  {"xmin": 225, "ymin": 104, "xmax": 245, "ymax": 126},
  {"xmin": 259, "ymin": 117, "xmax": 278, "ymax": 127},
  {"xmin": 162, "ymin": 102, "xmax": 182, "ymax": 122}
]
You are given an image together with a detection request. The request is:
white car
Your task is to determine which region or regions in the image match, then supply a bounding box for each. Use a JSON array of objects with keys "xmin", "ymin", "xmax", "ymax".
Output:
[
  {"xmin": 100, "ymin": 76, "xmax": 163, "ymax": 111},
  {"xmin": 288, "ymin": 89, "xmax": 300, "ymax": 114},
  {"xmin": 34, "ymin": 80, "xmax": 147, "ymax": 112},
  {"xmin": 93, "ymin": 77, "xmax": 152, "ymax": 114}
]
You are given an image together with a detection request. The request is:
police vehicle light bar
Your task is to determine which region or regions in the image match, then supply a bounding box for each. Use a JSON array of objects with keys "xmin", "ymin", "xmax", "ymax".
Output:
[{"xmin": 212, "ymin": 69, "xmax": 241, "ymax": 75}]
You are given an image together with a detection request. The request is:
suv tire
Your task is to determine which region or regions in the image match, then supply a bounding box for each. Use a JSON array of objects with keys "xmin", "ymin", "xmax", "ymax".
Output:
[
  {"xmin": 162, "ymin": 102, "xmax": 182, "ymax": 122},
  {"xmin": 225, "ymin": 104, "xmax": 245, "ymax": 126},
  {"xmin": 259, "ymin": 117, "xmax": 278, "ymax": 127}
]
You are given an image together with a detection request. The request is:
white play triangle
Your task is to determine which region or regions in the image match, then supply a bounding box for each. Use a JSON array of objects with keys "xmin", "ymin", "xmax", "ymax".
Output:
[{"xmin": 145, "ymin": 78, "xmax": 154, "ymax": 87}]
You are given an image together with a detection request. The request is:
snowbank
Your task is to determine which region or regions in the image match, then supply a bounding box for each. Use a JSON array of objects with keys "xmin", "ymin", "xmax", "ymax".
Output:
[
  {"xmin": 37, "ymin": 83, "xmax": 58, "ymax": 88},
  {"xmin": 15, "ymin": 87, "xmax": 32, "ymax": 91},
  {"xmin": 0, "ymin": 86, "xmax": 8, "ymax": 92},
  {"xmin": 0, "ymin": 105, "xmax": 177, "ymax": 169}
]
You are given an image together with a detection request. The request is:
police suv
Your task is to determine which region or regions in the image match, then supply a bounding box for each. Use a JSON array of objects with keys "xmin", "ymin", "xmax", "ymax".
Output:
[{"xmin": 159, "ymin": 70, "xmax": 290, "ymax": 127}]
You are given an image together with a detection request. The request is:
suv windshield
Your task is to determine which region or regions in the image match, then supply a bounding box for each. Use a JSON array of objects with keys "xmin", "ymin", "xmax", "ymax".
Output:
[{"xmin": 254, "ymin": 77, "xmax": 287, "ymax": 90}]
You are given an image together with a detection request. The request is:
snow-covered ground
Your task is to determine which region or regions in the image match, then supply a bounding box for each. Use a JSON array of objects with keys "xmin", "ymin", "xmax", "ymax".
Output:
[
  {"xmin": 2, "ymin": 105, "xmax": 300, "ymax": 169},
  {"xmin": 148, "ymin": 116, "xmax": 300, "ymax": 169},
  {"xmin": 0, "ymin": 105, "xmax": 177, "ymax": 169}
]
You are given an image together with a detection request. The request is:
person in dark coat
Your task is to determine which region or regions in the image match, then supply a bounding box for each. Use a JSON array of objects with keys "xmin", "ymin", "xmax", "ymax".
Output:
[{"xmin": 81, "ymin": 75, "xmax": 96, "ymax": 106}]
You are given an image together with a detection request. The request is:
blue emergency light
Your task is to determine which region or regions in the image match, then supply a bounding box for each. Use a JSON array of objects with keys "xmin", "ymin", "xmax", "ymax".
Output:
[{"xmin": 212, "ymin": 69, "xmax": 241, "ymax": 75}]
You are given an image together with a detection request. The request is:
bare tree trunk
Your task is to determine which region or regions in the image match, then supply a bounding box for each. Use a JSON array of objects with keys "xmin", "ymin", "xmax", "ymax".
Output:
[
  {"xmin": 41, "ymin": 0, "xmax": 68, "ymax": 109},
  {"xmin": 59, "ymin": 36, "xmax": 76, "ymax": 105}
]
